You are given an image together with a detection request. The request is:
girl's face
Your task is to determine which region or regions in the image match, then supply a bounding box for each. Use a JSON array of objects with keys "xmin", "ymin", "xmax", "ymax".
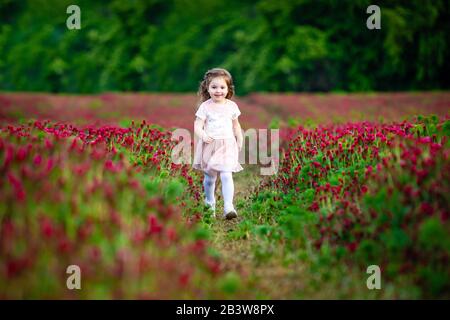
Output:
[{"xmin": 208, "ymin": 77, "xmax": 228, "ymax": 104}]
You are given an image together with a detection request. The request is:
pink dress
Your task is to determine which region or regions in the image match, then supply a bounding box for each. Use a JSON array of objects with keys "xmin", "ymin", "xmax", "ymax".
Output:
[{"xmin": 193, "ymin": 98, "xmax": 244, "ymax": 175}]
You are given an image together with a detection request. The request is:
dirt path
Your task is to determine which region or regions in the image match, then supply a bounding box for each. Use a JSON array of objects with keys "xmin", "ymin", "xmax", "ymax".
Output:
[
  {"xmin": 205, "ymin": 99, "xmax": 308, "ymax": 298},
  {"xmin": 208, "ymin": 165, "xmax": 307, "ymax": 299}
]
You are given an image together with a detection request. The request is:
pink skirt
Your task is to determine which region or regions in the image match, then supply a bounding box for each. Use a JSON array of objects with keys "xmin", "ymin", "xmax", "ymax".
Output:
[{"xmin": 193, "ymin": 137, "xmax": 243, "ymax": 175}]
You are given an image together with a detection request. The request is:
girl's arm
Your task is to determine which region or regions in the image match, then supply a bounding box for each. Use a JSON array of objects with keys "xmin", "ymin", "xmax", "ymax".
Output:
[
  {"xmin": 194, "ymin": 117, "xmax": 213, "ymax": 143},
  {"xmin": 232, "ymin": 118, "xmax": 243, "ymax": 150}
]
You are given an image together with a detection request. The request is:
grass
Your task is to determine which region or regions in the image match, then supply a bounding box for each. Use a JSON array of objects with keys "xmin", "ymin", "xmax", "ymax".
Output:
[{"xmin": 199, "ymin": 164, "xmax": 424, "ymax": 299}]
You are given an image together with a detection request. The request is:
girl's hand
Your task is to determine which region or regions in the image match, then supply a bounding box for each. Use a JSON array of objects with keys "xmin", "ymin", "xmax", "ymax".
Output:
[
  {"xmin": 232, "ymin": 118, "xmax": 243, "ymax": 151},
  {"xmin": 194, "ymin": 117, "xmax": 213, "ymax": 143},
  {"xmin": 202, "ymin": 132, "xmax": 214, "ymax": 143}
]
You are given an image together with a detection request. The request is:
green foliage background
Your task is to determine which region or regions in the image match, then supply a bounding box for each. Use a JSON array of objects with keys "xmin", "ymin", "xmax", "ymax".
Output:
[{"xmin": 0, "ymin": 0, "xmax": 449, "ymax": 94}]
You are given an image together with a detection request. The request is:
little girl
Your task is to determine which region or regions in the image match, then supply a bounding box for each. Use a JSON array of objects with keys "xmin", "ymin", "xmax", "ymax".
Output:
[{"xmin": 193, "ymin": 68, "xmax": 244, "ymax": 219}]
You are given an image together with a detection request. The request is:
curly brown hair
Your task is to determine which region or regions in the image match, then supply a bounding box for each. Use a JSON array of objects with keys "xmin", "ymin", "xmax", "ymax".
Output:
[{"xmin": 197, "ymin": 68, "xmax": 235, "ymax": 106}]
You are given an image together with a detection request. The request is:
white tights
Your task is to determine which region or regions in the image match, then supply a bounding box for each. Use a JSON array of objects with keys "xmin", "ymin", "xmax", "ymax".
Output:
[{"xmin": 203, "ymin": 171, "xmax": 235, "ymax": 213}]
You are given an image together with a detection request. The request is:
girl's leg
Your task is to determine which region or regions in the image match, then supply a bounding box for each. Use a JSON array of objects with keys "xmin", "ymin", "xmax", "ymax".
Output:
[
  {"xmin": 220, "ymin": 171, "xmax": 236, "ymax": 214},
  {"xmin": 203, "ymin": 171, "xmax": 218, "ymax": 207}
]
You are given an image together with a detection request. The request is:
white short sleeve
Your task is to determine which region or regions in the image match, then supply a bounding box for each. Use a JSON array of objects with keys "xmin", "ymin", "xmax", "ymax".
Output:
[
  {"xmin": 231, "ymin": 102, "xmax": 241, "ymax": 120},
  {"xmin": 195, "ymin": 103, "xmax": 207, "ymax": 120}
]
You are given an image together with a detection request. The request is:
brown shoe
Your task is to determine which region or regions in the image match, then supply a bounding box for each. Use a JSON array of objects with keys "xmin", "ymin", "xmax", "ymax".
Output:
[{"xmin": 224, "ymin": 210, "xmax": 237, "ymax": 220}]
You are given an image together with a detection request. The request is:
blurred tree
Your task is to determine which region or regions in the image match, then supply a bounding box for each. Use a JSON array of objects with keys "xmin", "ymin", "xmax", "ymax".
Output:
[{"xmin": 0, "ymin": 0, "xmax": 448, "ymax": 93}]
